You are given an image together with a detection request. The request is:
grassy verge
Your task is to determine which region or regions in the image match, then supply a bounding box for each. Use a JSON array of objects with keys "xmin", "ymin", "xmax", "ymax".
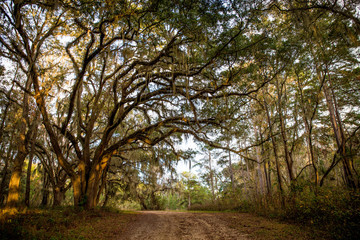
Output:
[
  {"xmin": 0, "ymin": 207, "xmax": 138, "ymax": 240},
  {"xmin": 187, "ymin": 188, "xmax": 360, "ymax": 240}
]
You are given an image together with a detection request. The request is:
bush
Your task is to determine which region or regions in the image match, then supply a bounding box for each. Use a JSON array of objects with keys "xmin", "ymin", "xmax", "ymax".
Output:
[
  {"xmin": 282, "ymin": 188, "xmax": 360, "ymax": 240},
  {"xmin": 187, "ymin": 197, "xmax": 246, "ymax": 212}
]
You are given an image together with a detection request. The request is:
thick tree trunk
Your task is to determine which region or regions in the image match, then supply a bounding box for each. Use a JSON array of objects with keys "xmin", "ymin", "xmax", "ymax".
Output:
[
  {"xmin": 86, "ymin": 169, "xmax": 103, "ymax": 208},
  {"xmin": 53, "ymin": 186, "xmax": 65, "ymax": 206},
  {"xmin": 72, "ymin": 174, "xmax": 83, "ymax": 206},
  {"xmin": 96, "ymin": 166, "xmax": 108, "ymax": 205},
  {"xmin": 41, "ymin": 170, "xmax": 50, "ymax": 206},
  {"xmin": 5, "ymin": 74, "xmax": 33, "ymax": 209},
  {"xmin": 83, "ymin": 154, "xmax": 112, "ymax": 208},
  {"xmin": 5, "ymin": 115, "xmax": 29, "ymax": 209},
  {"xmin": 5, "ymin": 152, "xmax": 27, "ymax": 209}
]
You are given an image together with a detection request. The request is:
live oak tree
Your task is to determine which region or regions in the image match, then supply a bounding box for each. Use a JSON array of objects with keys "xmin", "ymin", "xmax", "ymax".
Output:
[
  {"xmin": 0, "ymin": 0, "xmax": 266, "ymax": 208},
  {"xmin": 0, "ymin": 61, "xmax": 39, "ymax": 209}
]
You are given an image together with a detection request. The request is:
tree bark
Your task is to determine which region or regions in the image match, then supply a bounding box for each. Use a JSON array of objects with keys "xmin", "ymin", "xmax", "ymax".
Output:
[
  {"xmin": 5, "ymin": 91, "xmax": 32, "ymax": 209},
  {"xmin": 5, "ymin": 151, "xmax": 27, "ymax": 209},
  {"xmin": 41, "ymin": 172, "xmax": 50, "ymax": 207},
  {"xmin": 72, "ymin": 174, "xmax": 82, "ymax": 206},
  {"xmin": 208, "ymin": 149, "xmax": 215, "ymax": 202},
  {"xmin": 323, "ymin": 81, "xmax": 357, "ymax": 189},
  {"xmin": 255, "ymin": 126, "xmax": 265, "ymax": 195},
  {"xmin": 259, "ymin": 128, "xmax": 271, "ymax": 195},
  {"xmin": 25, "ymin": 124, "xmax": 37, "ymax": 207},
  {"xmin": 102, "ymin": 182, "xmax": 109, "ymax": 207},
  {"xmin": 227, "ymin": 142, "xmax": 235, "ymax": 192},
  {"xmin": 96, "ymin": 164, "xmax": 109, "ymax": 205},
  {"xmin": 264, "ymin": 93, "xmax": 284, "ymax": 206},
  {"xmin": 53, "ymin": 186, "xmax": 65, "ymax": 206},
  {"xmin": 296, "ymin": 76, "xmax": 319, "ymax": 185},
  {"xmin": 24, "ymin": 155, "xmax": 33, "ymax": 207},
  {"xmin": 0, "ymin": 149, "xmax": 11, "ymax": 206},
  {"xmin": 276, "ymin": 79, "xmax": 295, "ymax": 183},
  {"xmin": 85, "ymin": 154, "xmax": 112, "ymax": 208}
]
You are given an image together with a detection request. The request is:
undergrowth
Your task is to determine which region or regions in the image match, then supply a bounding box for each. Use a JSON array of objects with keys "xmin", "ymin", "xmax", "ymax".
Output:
[
  {"xmin": 187, "ymin": 187, "xmax": 360, "ymax": 240},
  {"xmin": 0, "ymin": 207, "xmax": 135, "ymax": 240}
]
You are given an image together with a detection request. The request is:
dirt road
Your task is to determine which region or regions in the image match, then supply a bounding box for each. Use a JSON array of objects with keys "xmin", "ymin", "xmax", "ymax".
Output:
[
  {"xmin": 118, "ymin": 211, "xmax": 328, "ymax": 240},
  {"xmin": 1, "ymin": 209, "xmax": 331, "ymax": 240},
  {"xmin": 119, "ymin": 211, "xmax": 248, "ymax": 240}
]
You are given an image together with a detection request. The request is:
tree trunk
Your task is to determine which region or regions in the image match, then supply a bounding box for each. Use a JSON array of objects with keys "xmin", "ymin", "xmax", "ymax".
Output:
[
  {"xmin": 0, "ymin": 156, "xmax": 10, "ymax": 206},
  {"xmin": 96, "ymin": 165, "xmax": 109, "ymax": 205},
  {"xmin": 276, "ymin": 79, "xmax": 295, "ymax": 183},
  {"xmin": 255, "ymin": 125, "xmax": 265, "ymax": 196},
  {"xmin": 41, "ymin": 170, "xmax": 50, "ymax": 207},
  {"xmin": 72, "ymin": 174, "xmax": 83, "ymax": 206},
  {"xmin": 5, "ymin": 115, "xmax": 29, "ymax": 209},
  {"xmin": 264, "ymin": 94, "xmax": 284, "ymax": 206},
  {"xmin": 0, "ymin": 132, "xmax": 16, "ymax": 206},
  {"xmin": 244, "ymin": 150, "xmax": 251, "ymax": 197},
  {"xmin": 260, "ymin": 129, "xmax": 272, "ymax": 195},
  {"xmin": 24, "ymin": 156, "xmax": 33, "ymax": 207},
  {"xmin": 53, "ymin": 186, "xmax": 65, "ymax": 206},
  {"xmin": 188, "ymin": 194, "xmax": 191, "ymax": 209},
  {"xmin": 208, "ymin": 149, "xmax": 215, "ymax": 202},
  {"xmin": 296, "ymin": 77, "xmax": 319, "ymax": 186},
  {"xmin": 102, "ymin": 182, "xmax": 109, "ymax": 207},
  {"xmin": 304, "ymin": 117, "xmax": 318, "ymax": 185},
  {"xmin": 5, "ymin": 152, "xmax": 27, "ymax": 209},
  {"xmin": 323, "ymin": 81, "xmax": 357, "ymax": 189},
  {"xmin": 86, "ymin": 156, "xmax": 110, "ymax": 208},
  {"xmin": 227, "ymin": 142, "xmax": 235, "ymax": 192},
  {"xmin": 5, "ymin": 75, "xmax": 33, "ymax": 209},
  {"xmin": 25, "ymin": 129, "xmax": 37, "ymax": 207},
  {"xmin": 297, "ymin": 73, "xmax": 319, "ymax": 186}
]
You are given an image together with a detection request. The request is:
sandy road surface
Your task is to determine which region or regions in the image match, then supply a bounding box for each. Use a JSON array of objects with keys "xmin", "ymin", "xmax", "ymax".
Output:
[{"xmin": 119, "ymin": 211, "xmax": 249, "ymax": 240}]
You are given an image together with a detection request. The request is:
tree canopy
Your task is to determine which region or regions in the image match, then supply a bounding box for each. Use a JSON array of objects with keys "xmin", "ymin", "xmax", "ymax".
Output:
[{"xmin": 0, "ymin": 5, "xmax": 359, "ymax": 237}]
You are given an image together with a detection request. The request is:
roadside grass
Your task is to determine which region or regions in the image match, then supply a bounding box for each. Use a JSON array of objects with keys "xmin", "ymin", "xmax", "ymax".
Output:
[
  {"xmin": 0, "ymin": 207, "xmax": 138, "ymax": 240},
  {"xmin": 187, "ymin": 188, "xmax": 360, "ymax": 240},
  {"xmin": 228, "ymin": 214, "xmax": 331, "ymax": 240}
]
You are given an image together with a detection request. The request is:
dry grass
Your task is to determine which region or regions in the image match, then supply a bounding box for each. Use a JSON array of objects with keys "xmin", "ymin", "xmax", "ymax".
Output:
[{"xmin": 0, "ymin": 207, "xmax": 139, "ymax": 240}]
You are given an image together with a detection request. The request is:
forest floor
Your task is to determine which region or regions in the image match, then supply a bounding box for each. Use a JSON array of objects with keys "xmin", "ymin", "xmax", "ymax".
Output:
[{"xmin": 0, "ymin": 208, "xmax": 331, "ymax": 240}]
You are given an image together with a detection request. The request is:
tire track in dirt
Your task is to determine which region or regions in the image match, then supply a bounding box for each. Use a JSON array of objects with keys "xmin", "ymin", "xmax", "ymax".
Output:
[{"xmin": 119, "ymin": 211, "xmax": 249, "ymax": 240}]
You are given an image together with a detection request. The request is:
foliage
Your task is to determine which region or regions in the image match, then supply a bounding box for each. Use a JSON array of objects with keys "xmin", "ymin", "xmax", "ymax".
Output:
[
  {"xmin": 285, "ymin": 188, "xmax": 360, "ymax": 240},
  {"xmin": 0, "ymin": 0, "xmax": 359, "ymax": 238}
]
